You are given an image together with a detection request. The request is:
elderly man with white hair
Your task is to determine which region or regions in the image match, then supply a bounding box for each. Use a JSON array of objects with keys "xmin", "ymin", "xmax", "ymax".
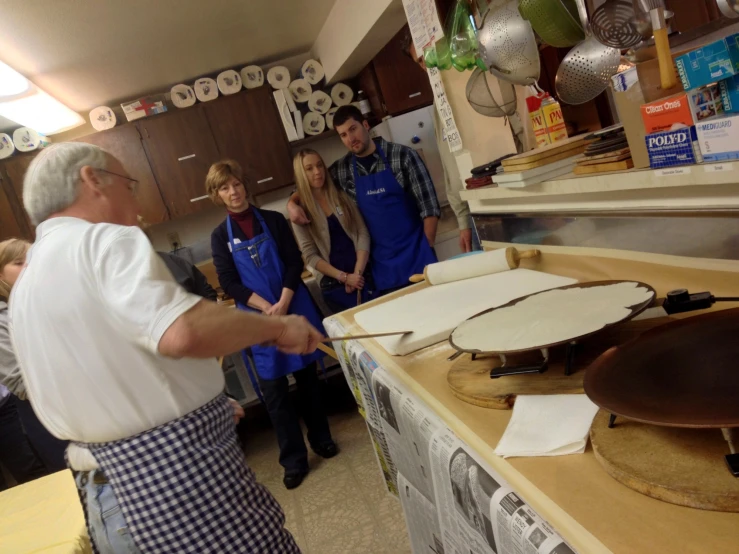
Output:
[{"xmin": 10, "ymin": 142, "xmax": 321, "ymax": 553}]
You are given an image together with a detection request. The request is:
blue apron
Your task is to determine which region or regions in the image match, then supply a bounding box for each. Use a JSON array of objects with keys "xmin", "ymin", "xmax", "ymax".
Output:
[
  {"xmin": 353, "ymin": 145, "xmax": 437, "ymax": 291},
  {"xmin": 226, "ymin": 210, "xmax": 324, "ymax": 389}
]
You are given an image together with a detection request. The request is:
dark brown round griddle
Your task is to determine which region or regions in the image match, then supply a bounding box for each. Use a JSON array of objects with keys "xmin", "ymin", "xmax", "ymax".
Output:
[{"xmin": 585, "ymin": 307, "xmax": 739, "ymax": 428}]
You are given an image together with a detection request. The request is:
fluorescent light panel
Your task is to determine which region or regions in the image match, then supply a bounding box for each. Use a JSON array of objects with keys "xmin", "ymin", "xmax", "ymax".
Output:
[{"xmin": 0, "ymin": 61, "xmax": 84, "ymax": 135}]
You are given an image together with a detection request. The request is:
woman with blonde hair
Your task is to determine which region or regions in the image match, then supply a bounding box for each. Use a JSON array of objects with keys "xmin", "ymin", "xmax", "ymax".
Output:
[
  {"xmin": 0, "ymin": 238, "xmax": 67, "ymax": 486},
  {"xmin": 207, "ymin": 160, "xmax": 336, "ymax": 490},
  {"xmin": 292, "ymin": 149, "xmax": 372, "ymax": 312}
]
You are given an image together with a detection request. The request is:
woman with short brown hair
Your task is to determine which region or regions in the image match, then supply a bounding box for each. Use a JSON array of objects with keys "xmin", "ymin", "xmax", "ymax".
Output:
[{"xmin": 207, "ymin": 160, "xmax": 336, "ymax": 490}]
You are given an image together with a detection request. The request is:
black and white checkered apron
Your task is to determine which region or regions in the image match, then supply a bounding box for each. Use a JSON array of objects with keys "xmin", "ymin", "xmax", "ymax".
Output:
[{"xmin": 81, "ymin": 394, "xmax": 300, "ymax": 553}]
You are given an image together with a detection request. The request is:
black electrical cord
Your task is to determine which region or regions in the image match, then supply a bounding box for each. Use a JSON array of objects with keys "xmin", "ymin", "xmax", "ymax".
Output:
[{"xmin": 713, "ymin": 297, "xmax": 739, "ymax": 302}]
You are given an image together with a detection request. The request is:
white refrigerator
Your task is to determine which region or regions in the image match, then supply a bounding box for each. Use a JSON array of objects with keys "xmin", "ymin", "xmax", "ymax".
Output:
[{"xmin": 370, "ymin": 106, "xmax": 448, "ymax": 206}]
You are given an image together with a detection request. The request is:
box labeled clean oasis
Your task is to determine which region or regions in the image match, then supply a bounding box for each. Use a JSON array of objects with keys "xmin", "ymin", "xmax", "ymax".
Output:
[{"xmin": 695, "ymin": 113, "xmax": 739, "ymax": 162}]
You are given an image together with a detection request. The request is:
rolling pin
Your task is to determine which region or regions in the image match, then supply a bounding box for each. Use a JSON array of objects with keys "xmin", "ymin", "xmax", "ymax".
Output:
[{"xmin": 409, "ymin": 247, "xmax": 541, "ymax": 285}]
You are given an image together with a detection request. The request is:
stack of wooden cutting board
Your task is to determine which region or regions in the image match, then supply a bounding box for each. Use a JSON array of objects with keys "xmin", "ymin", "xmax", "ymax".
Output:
[
  {"xmin": 493, "ymin": 134, "xmax": 593, "ymax": 188},
  {"xmin": 574, "ymin": 124, "xmax": 634, "ymax": 175}
]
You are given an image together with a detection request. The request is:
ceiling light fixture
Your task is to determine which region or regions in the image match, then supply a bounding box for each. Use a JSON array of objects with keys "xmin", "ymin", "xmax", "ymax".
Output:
[{"xmin": 0, "ymin": 61, "xmax": 84, "ymax": 135}]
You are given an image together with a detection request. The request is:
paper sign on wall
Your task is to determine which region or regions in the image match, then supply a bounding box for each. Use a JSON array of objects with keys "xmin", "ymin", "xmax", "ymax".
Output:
[
  {"xmin": 428, "ymin": 67, "xmax": 463, "ymax": 153},
  {"xmin": 402, "ymin": 0, "xmax": 444, "ymax": 52},
  {"xmin": 420, "ymin": 0, "xmax": 444, "ymax": 45}
]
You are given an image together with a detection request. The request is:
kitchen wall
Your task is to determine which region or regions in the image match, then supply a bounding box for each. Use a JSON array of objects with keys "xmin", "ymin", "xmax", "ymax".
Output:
[{"xmin": 440, "ymin": 69, "xmax": 518, "ymax": 167}]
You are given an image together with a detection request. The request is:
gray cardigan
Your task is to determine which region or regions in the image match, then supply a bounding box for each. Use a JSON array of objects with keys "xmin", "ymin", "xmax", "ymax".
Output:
[
  {"xmin": 291, "ymin": 202, "xmax": 370, "ymax": 285},
  {"xmin": 0, "ymin": 301, "xmax": 25, "ymax": 400}
]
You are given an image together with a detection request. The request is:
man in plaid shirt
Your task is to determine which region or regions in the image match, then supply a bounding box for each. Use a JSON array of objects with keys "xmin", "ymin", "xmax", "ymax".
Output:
[{"xmin": 288, "ymin": 105, "xmax": 440, "ymax": 293}]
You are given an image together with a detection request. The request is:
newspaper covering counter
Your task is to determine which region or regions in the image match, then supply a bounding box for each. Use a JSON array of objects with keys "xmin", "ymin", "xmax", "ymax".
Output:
[{"xmin": 325, "ymin": 318, "xmax": 578, "ymax": 554}]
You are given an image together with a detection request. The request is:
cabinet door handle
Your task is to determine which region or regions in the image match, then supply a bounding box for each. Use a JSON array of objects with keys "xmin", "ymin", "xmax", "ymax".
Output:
[
  {"xmin": 178, "ymin": 154, "xmax": 196, "ymax": 161},
  {"xmin": 256, "ymin": 177, "xmax": 274, "ymax": 184},
  {"xmin": 190, "ymin": 195, "xmax": 209, "ymax": 202},
  {"xmin": 409, "ymin": 92, "xmax": 422, "ymax": 98}
]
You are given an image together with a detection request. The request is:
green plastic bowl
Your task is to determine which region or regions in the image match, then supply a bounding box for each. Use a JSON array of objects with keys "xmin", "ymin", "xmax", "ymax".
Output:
[{"xmin": 519, "ymin": 0, "xmax": 585, "ymax": 48}]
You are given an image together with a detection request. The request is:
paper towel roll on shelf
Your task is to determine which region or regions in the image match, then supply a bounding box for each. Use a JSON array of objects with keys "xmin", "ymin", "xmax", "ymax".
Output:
[
  {"xmin": 410, "ymin": 248, "xmax": 541, "ymax": 285},
  {"xmin": 300, "ymin": 59, "xmax": 325, "ymax": 85},
  {"xmin": 0, "ymin": 134, "xmax": 14, "ymax": 159},
  {"xmin": 273, "ymin": 90, "xmax": 299, "ymax": 142},
  {"xmin": 330, "ymin": 83, "xmax": 354, "ymax": 106},
  {"xmin": 288, "ymin": 79, "xmax": 312, "ymax": 104},
  {"xmin": 308, "ymin": 90, "xmax": 332, "ymax": 114},
  {"xmin": 89, "ymin": 106, "xmax": 117, "ymax": 131},
  {"xmin": 326, "ymin": 106, "xmax": 339, "ymax": 129},
  {"xmin": 267, "ymin": 66, "xmax": 290, "ymax": 89},
  {"xmin": 13, "ymin": 128, "xmax": 50, "ymax": 152},
  {"xmin": 217, "ymin": 70, "xmax": 241, "ymax": 95},
  {"xmin": 302, "ymin": 112, "xmax": 325, "ymax": 135},
  {"xmin": 194, "ymin": 78, "xmax": 218, "ymax": 102},
  {"xmin": 170, "ymin": 84, "xmax": 196, "ymax": 108},
  {"xmin": 240, "ymin": 65, "xmax": 264, "ymax": 89}
]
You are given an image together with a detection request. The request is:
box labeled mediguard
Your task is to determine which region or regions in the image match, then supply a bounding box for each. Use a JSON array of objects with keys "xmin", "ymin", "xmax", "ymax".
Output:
[
  {"xmin": 646, "ymin": 126, "xmax": 702, "ymax": 168},
  {"xmin": 675, "ymin": 34, "xmax": 739, "ymax": 91},
  {"xmin": 695, "ymin": 113, "xmax": 739, "ymax": 162}
]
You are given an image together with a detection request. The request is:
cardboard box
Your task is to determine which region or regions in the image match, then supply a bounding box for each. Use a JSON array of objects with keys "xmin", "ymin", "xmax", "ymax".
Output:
[
  {"xmin": 645, "ymin": 126, "xmax": 702, "ymax": 168},
  {"xmin": 675, "ymin": 34, "xmax": 739, "ymax": 91},
  {"xmin": 720, "ymin": 74, "xmax": 739, "ymax": 112},
  {"xmin": 695, "ymin": 113, "xmax": 739, "ymax": 162},
  {"xmin": 641, "ymin": 94, "xmax": 695, "ymax": 134},
  {"xmin": 611, "ymin": 73, "xmax": 650, "ymax": 169},
  {"xmin": 120, "ymin": 97, "xmax": 167, "ymax": 122}
]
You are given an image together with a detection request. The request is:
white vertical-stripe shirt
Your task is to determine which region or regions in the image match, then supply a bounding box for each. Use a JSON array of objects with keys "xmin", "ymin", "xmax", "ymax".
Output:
[{"xmin": 10, "ymin": 217, "xmax": 224, "ymax": 443}]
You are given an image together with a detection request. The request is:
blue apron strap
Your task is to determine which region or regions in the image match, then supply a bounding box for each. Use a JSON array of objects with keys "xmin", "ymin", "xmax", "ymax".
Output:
[{"xmin": 240, "ymin": 349, "xmax": 264, "ymax": 404}]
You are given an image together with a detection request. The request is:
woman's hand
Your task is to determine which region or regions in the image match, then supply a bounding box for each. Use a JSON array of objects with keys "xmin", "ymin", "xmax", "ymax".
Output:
[
  {"xmin": 267, "ymin": 301, "xmax": 289, "ymax": 317},
  {"xmin": 345, "ymin": 273, "xmax": 365, "ymax": 290}
]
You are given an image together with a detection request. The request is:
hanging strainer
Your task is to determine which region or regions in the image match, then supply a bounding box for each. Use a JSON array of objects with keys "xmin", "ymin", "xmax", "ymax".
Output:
[
  {"xmin": 555, "ymin": 0, "xmax": 621, "ymax": 105},
  {"xmin": 466, "ymin": 68, "xmax": 518, "ymax": 117},
  {"xmin": 590, "ymin": 0, "xmax": 642, "ymax": 49},
  {"xmin": 477, "ymin": 0, "xmax": 540, "ymax": 86},
  {"xmin": 519, "ymin": 0, "xmax": 585, "ymax": 48}
]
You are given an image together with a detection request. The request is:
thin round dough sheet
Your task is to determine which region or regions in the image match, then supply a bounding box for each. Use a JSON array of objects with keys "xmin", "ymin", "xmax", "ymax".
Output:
[{"xmin": 451, "ymin": 282, "xmax": 655, "ymax": 353}]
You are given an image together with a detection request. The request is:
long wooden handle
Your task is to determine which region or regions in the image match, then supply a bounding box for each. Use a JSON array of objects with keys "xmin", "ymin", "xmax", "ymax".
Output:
[
  {"xmin": 323, "ymin": 330, "xmax": 412, "ymax": 342},
  {"xmin": 317, "ymin": 343, "xmax": 338, "ymax": 359},
  {"xmin": 653, "ymin": 21, "xmax": 677, "ymax": 90}
]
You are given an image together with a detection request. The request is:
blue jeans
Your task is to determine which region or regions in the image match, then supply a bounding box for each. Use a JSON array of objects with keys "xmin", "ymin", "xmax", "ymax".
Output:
[{"xmin": 75, "ymin": 470, "xmax": 141, "ymax": 553}]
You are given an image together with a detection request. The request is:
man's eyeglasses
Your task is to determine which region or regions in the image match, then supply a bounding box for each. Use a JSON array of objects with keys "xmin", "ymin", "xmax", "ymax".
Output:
[{"xmin": 96, "ymin": 168, "xmax": 139, "ymax": 194}]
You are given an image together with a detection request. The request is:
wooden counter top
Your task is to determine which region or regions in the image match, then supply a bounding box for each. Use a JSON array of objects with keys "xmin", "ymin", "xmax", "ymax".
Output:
[{"xmin": 331, "ymin": 251, "xmax": 739, "ymax": 554}]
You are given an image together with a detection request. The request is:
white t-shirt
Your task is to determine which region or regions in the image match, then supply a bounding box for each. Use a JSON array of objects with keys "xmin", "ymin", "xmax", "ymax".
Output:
[{"xmin": 10, "ymin": 217, "xmax": 224, "ymax": 443}]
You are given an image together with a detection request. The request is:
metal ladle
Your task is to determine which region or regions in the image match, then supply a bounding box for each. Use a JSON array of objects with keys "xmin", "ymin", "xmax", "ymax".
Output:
[{"xmin": 555, "ymin": 0, "xmax": 621, "ymax": 105}]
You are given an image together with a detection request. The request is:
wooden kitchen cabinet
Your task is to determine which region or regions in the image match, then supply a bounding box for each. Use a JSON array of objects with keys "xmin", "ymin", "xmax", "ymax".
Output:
[
  {"xmin": 370, "ymin": 26, "xmax": 434, "ymax": 116},
  {"xmin": 138, "ymin": 108, "xmax": 221, "ymax": 218},
  {"xmin": 77, "ymin": 125, "xmax": 170, "ymax": 224},
  {"xmin": 202, "ymin": 87, "xmax": 293, "ymax": 195},
  {"xmin": 0, "ymin": 153, "xmax": 36, "ymax": 239}
]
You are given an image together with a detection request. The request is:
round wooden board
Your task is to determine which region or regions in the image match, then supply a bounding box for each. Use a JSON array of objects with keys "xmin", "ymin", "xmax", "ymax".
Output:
[
  {"xmin": 447, "ymin": 316, "xmax": 672, "ymax": 410},
  {"xmin": 447, "ymin": 352, "xmax": 585, "ymax": 409},
  {"xmin": 590, "ymin": 410, "xmax": 739, "ymax": 512}
]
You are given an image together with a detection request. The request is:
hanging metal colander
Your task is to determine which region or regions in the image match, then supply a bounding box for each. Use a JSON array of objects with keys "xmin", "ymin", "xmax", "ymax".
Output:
[
  {"xmin": 555, "ymin": 0, "xmax": 621, "ymax": 105},
  {"xmin": 477, "ymin": 0, "xmax": 540, "ymax": 86}
]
